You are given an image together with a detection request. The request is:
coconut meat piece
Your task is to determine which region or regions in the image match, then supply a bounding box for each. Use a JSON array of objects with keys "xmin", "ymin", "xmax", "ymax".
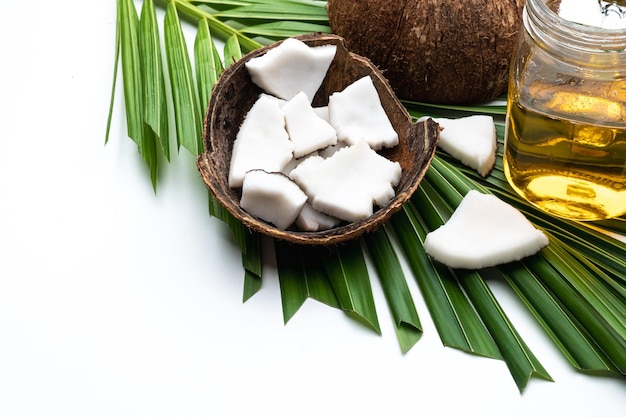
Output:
[
  {"xmin": 228, "ymin": 95, "xmax": 294, "ymax": 188},
  {"xmin": 240, "ymin": 170, "xmax": 308, "ymax": 230},
  {"xmin": 313, "ymin": 106, "xmax": 330, "ymax": 123},
  {"xmin": 245, "ymin": 38, "xmax": 337, "ymax": 102},
  {"xmin": 423, "ymin": 190, "xmax": 549, "ymax": 269},
  {"xmin": 328, "ymin": 75, "xmax": 399, "ymax": 150},
  {"xmin": 432, "ymin": 115, "xmax": 497, "ymax": 177},
  {"xmin": 259, "ymin": 92, "xmax": 287, "ymax": 107},
  {"xmin": 282, "ymin": 91, "xmax": 338, "ymax": 158},
  {"xmin": 281, "ymin": 152, "xmax": 319, "ymax": 176},
  {"xmin": 318, "ymin": 140, "xmax": 348, "ymax": 159},
  {"xmin": 295, "ymin": 203, "xmax": 341, "ymax": 232},
  {"xmin": 289, "ymin": 140, "xmax": 401, "ymax": 223}
]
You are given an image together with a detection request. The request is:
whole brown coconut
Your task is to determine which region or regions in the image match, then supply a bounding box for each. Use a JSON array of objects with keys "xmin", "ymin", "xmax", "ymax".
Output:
[{"xmin": 327, "ymin": 0, "xmax": 525, "ymax": 104}]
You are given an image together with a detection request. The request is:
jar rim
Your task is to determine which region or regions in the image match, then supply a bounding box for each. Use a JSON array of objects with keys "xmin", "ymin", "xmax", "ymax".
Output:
[{"xmin": 527, "ymin": 0, "xmax": 626, "ymax": 52}]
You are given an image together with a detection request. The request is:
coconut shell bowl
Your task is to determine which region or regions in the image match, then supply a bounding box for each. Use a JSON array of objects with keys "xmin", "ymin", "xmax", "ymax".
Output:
[{"xmin": 197, "ymin": 33, "xmax": 439, "ymax": 246}]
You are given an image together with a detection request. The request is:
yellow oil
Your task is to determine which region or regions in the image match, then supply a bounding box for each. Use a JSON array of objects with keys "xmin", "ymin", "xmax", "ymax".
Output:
[{"xmin": 504, "ymin": 91, "xmax": 626, "ymax": 220}]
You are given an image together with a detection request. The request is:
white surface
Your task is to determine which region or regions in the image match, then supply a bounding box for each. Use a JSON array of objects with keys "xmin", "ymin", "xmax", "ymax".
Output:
[{"xmin": 0, "ymin": 2, "xmax": 624, "ymax": 416}]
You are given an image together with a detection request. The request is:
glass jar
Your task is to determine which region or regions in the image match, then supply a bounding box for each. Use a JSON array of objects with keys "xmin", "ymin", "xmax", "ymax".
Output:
[{"xmin": 503, "ymin": 0, "xmax": 626, "ymax": 221}]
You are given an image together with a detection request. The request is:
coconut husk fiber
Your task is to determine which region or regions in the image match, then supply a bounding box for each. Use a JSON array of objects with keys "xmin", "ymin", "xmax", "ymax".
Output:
[
  {"xmin": 327, "ymin": 0, "xmax": 525, "ymax": 104},
  {"xmin": 197, "ymin": 33, "xmax": 439, "ymax": 246}
]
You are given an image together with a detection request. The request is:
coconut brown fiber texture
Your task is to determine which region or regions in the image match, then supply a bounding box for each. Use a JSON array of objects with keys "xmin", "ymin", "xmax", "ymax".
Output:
[
  {"xmin": 197, "ymin": 33, "xmax": 439, "ymax": 246},
  {"xmin": 328, "ymin": 0, "xmax": 525, "ymax": 104}
]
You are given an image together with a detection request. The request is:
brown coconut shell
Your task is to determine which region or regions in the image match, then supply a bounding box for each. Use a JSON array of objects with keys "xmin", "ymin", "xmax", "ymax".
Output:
[
  {"xmin": 197, "ymin": 33, "xmax": 439, "ymax": 246},
  {"xmin": 327, "ymin": 0, "xmax": 525, "ymax": 104}
]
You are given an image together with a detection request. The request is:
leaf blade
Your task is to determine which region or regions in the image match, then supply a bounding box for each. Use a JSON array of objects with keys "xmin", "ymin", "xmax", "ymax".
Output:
[
  {"xmin": 194, "ymin": 18, "xmax": 224, "ymax": 114},
  {"xmin": 105, "ymin": 1, "xmax": 122, "ymax": 145},
  {"xmin": 275, "ymin": 242, "xmax": 340, "ymax": 323},
  {"xmin": 223, "ymin": 33, "xmax": 244, "ymax": 67},
  {"xmin": 164, "ymin": 1, "xmax": 203, "ymax": 155},
  {"xmin": 501, "ymin": 261, "xmax": 616, "ymax": 373},
  {"xmin": 458, "ymin": 269, "xmax": 553, "ymax": 391},
  {"xmin": 140, "ymin": 0, "xmax": 170, "ymax": 161},
  {"xmin": 322, "ymin": 241, "xmax": 381, "ymax": 334},
  {"xmin": 364, "ymin": 227, "xmax": 422, "ymax": 353},
  {"xmin": 118, "ymin": 0, "xmax": 144, "ymax": 146},
  {"xmin": 390, "ymin": 201, "xmax": 502, "ymax": 359}
]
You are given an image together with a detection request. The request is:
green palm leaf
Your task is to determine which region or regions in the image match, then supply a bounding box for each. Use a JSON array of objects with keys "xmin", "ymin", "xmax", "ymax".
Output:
[
  {"xmin": 275, "ymin": 241, "xmax": 340, "ymax": 323},
  {"xmin": 164, "ymin": 1, "xmax": 203, "ymax": 155},
  {"xmin": 322, "ymin": 241, "xmax": 381, "ymax": 334},
  {"xmin": 214, "ymin": 3, "xmax": 329, "ymax": 21},
  {"xmin": 108, "ymin": 0, "xmax": 626, "ymax": 390},
  {"xmin": 156, "ymin": 0, "xmax": 263, "ymax": 51},
  {"xmin": 195, "ymin": 18, "xmax": 224, "ymax": 114},
  {"xmin": 113, "ymin": 0, "xmax": 165, "ymax": 190},
  {"xmin": 241, "ymin": 21, "xmax": 331, "ymax": 38},
  {"xmin": 364, "ymin": 227, "xmax": 423, "ymax": 353},
  {"xmin": 405, "ymin": 99, "xmax": 508, "ymax": 116},
  {"xmin": 525, "ymin": 248, "xmax": 626, "ymax": 373},
  {"xmin": 241, "ymin": 231, "xmax": 263, "ymax": 302},
  {"xmin": 116, "ymin": 0, "xmax": 143, "ymax": 147},
  {"xmin": 140, "ymin": 0, "xmax": 170, "ymax": 162},
  {"xmin": 390, "ymin": 196, "xmax": 502, "ymax": 360},
  {"xmin": 457, "ymin": 269, "xmax": 553, "ymax": 391},
  {"xmin": 223, "ymin": 33, "xmax": 244, "ymax": 67},
  {"xmin": 500, "ymin": 261, "xmax": 616, "ymax": 373},
  {"xmin": 105, "ymin": 3, "xmax": 121, "ymax": 146}
]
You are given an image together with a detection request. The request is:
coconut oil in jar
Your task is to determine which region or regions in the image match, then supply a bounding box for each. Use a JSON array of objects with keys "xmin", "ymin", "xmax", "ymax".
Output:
[{"xmin": 504, "ymin": 0, "xmax": 626, "ymax": 220}]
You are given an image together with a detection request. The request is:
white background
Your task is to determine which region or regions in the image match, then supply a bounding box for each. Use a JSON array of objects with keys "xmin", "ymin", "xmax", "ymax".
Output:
[{"xmin": 0, "ymin": 1, "xmax": 624, "ymax": 416}]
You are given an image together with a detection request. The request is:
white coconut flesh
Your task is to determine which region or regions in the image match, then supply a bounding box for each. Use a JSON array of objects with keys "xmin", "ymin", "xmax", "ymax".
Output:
[
  {"xmin": 245, "ymin": 38, "xmax": 337, "ymax": 102},
  {"xmin": 282, "ymin": 91, "xmax": 338, "ymax": 158},
  {"xmin": 317, "ymin": 141, "xmax": 348, "ymax": 158},
  {"xmin": 240, "ymin": 170, "xmax": 308, "ymax": 231},
  {"xmin": 231, "ymin": 41, "xmax": 403, "ymax": 231},
  {"xmin": 259, "ymin": 92, "xmax": 287, "ymax": 107},
  {"xmin": 328, "ymin": 75, "xmax": 399, "ymax": 150},
  {"xmin": 228, "ymin": 95, "xmax": 294, "ymax": 188},
  {"xmin": 295, "ymin": 203, "xmax": 341, "ymax": 232},
  {"xmin": 432, "ymin": 115, "xmax": 497, "ymax": 177},
  {"xmin": 281, "ymin": 152, "xmax": 318, "ymax": 176},
  {"xmin": 290, "ymin": 140, "xmax": 401, "ymax": 223},
  {"xmin": 423, "ymin": 190, "xmax": 549, "ymax": 269},
  {"xmin": 313, "ymin": 106, "xmax": 330, "ymax": 122}
]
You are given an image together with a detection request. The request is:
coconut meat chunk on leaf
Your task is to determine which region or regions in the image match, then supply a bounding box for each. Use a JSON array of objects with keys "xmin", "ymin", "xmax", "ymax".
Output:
[
  {"xmin": 423, "ymin": 190, "xmax": 549, "ymax": 269},
  {"xmin": 289, "ymin": 141, "xmax": 401, "ymax": 223},
  {"xmin": 228, "ymin": 95, "xmax": 294, "ymax": 188},
  {"xmin": 283, "ymin": 91, "xmax": 338, "ymax": 158},
  {"xmin": 245, "ymin": 38, "xmax": 337, "ymax": 102},
  {"xmin": 240, "ymin": 170, "xmax": 308, "ymax": 230},
  {"xmin": 432, "ymin": 115, "xmax": 497, "ymax": 177},
  {"xmin": 328, "ymin": 75, "xmax": 399, "ymax": 150}
]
